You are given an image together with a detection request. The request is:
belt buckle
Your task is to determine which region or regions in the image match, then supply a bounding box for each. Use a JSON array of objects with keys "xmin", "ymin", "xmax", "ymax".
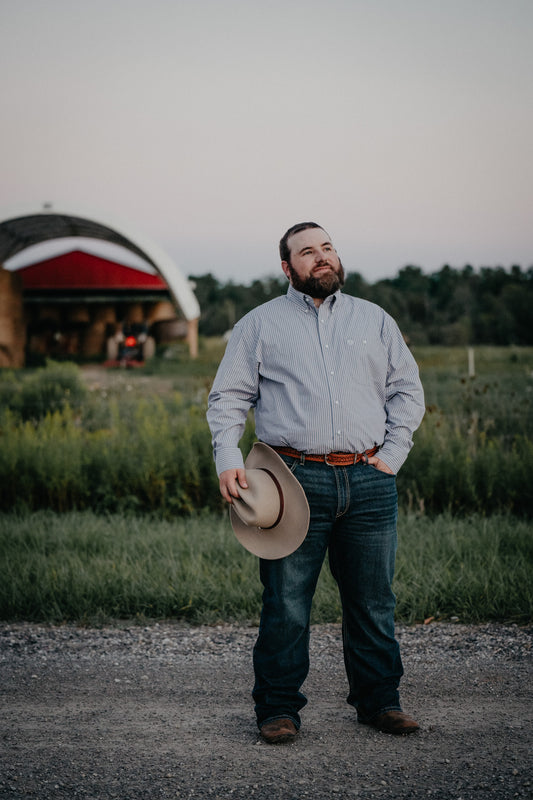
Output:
[{"xmin": 324, "ymin": 452, "xmax": 336, "ymax": 466}]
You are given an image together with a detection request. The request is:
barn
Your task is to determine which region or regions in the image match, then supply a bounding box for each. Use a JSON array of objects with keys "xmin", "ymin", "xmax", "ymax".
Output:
[{"xmin": 0, "ymin": 205, "xmax": 200, "ymax": 367}]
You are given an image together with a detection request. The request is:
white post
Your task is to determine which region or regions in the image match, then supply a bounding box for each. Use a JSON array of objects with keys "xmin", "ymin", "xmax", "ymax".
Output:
[{"xmin": 467, "ymin": 347, "xmax": 475, "ymax": 377}]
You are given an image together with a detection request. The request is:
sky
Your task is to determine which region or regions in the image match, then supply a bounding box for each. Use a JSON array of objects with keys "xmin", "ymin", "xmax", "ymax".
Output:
[{"xmin": 1, "ymin": 0, "xmax": 532, "ymax": 285}]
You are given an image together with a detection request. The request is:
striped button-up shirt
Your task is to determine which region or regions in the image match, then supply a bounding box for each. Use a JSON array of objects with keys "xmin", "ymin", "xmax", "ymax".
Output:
[{"xmin": 207, "ymin": 284, "xmax": 425, "ymax": 475}]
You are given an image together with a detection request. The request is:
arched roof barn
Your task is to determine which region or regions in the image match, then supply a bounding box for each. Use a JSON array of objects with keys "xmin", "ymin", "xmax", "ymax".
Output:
[
  {"xmin": 0, "ymin": 204, "xmax": 200, "ymax": 320},
  {"xmin": 0, "ymin": 205, "xmax": 200, "ymax": 365}
]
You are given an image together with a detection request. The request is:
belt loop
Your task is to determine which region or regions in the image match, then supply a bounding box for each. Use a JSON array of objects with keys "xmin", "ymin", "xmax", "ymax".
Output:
[{"xmin": 300, "ymin": 452, "xmax": 306, "ymax": 466}]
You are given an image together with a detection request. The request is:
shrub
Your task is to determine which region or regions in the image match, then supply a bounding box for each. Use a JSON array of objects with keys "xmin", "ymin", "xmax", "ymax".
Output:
[
  {"xmin": 0, "ymin": 360, "xmax": 87, "ymax": 421},
  {"xmin": 0, "ymin": 350, "xmax": 531, "ymax": 518}
]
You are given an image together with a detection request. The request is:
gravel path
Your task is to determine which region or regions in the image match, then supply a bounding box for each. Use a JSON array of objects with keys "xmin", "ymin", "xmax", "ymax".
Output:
[{"xmin": 1, "ymin": 621, "xmax": 532, "ymax": 799}]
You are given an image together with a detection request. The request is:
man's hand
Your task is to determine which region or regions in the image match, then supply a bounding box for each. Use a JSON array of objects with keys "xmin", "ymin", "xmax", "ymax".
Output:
[
  {"xmin": 366, "ymin": 456, "xmax": 395, "ymax": 475},
  {"xmin": 218, "ymin": 468, "xmax": 248, "ymax": 504}
]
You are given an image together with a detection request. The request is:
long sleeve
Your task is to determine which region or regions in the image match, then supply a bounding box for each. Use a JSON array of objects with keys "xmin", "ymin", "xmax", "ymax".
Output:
[
  {"xmin": 207, "ymin": 321, "xmax": 260, "ymax": 475},
  {"xmin": 377, "ymin": 314, "xmax": 425, "ymax": 473}
]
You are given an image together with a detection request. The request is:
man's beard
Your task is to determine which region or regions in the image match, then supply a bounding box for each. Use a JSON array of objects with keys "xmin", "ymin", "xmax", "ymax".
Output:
[{"xmin": 287, "ymin": 260, "xmax": 345, "ymax": 299}]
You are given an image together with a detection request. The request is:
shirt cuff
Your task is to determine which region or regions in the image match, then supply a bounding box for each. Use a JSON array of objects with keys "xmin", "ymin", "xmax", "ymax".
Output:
[
  {"xmin": 215, "ymin": 447, "xmax": 245, "ymax": 476},
  {"xmin": 377, "ymin": 444, "xmax": 408, "ymax": 475}
]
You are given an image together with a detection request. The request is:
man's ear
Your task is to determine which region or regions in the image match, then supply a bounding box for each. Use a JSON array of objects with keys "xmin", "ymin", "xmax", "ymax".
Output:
[{"xmin": 281, "ymin": 261, "xmax": 291, "ymax": 280}]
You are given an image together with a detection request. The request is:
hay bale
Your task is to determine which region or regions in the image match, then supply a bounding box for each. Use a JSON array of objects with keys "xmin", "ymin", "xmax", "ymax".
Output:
[
  {"xmin": 151, "ymin": 318, "xmax": 188, "ymax": 343},
  {"xmin": 82, "ymin": 320, "xmax": 107, "ymax": 357},
  {"xmin": 95, "ymin": 305, "xmax": 116, "ymax": 324},
  {"xmin": 125, "ymin": 303, "xmax": 144, "ymax": 324},
  {"xmin": 37, "ymin": 306, "xmax": 61, "ymax": 323},
  {"xmin": 147, "ymin": 301, "xmax": 176, "ymax": 324},
  {"xmin": 67, "ymin": 306, "xmax": 90, "ymax": 323},
  {"xmin": 0, "ymin": 267, "xmax": 26, "ymax": 367}
]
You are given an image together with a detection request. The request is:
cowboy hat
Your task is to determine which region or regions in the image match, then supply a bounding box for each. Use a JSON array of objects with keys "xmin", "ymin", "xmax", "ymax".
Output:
[{"xmin": 229, "ymin": 443, "xmax": 310, "ymax": 559}]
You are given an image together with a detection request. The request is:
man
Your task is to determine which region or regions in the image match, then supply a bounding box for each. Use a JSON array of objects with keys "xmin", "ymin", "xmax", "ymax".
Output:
[{"xmin": 207, "ymin": 222, "xmax": 425, "ymax": 743}]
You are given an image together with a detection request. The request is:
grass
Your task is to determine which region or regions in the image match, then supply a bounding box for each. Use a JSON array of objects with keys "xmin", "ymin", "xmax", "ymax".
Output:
[
  {"xmin": 0, "ymin": 346, "xmax": 532, "ymax": 625},
  {"xmin": 0, "ymin": 510, "xmax": 531, "ymax": 625},
  {"xmin": 0, "ymin": 347, "xmax": 532, "ymax": 516},
  {"xmin": 413, "ymin": 345, "xmax": 533, "ymax": 439}
]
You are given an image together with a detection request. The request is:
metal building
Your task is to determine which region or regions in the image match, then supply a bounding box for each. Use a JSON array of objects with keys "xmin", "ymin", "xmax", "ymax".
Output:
[{"xmin": 0, "ymin": 205, "xmax": 200, "ymax": 366}]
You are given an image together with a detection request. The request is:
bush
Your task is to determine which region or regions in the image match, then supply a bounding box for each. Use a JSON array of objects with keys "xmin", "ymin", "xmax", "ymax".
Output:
[
  {"xmin": 398, "ymin": 412, "xmax": 533, "ymax": 516},
  {"xmin": 0, "ymin": 360, "xmax": 87, "ymax": 421},
  {"xmin": 0, "ymin": 350, "xmax": 532, "ymax": 518}
]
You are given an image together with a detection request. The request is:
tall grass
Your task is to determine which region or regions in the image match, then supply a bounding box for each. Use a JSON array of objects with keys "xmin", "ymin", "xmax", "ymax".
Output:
[
  {"xmin": 0, "ymin": 347, "xmax": 531, "ymax": 516},
  {"xmin": 0, "ymin": 511, "xmax": 531, "ymax": 624},
  {"xmin": 0, "ymin": 401, "xmax": 226, "ymax": 514},
  {"xmin": 402, "ymin": 345, "xmax": 533, "ymax": 515}
]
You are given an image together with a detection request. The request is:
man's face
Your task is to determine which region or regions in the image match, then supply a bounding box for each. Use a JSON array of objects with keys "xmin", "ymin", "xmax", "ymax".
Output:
[{"xmin": 281, "ymin": 227, "xmax": 344, "ymax": 299}]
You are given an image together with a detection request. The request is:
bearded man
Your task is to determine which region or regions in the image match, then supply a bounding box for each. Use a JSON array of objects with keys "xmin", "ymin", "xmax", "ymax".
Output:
[{"xmin": 207, "ymin": 222, "xmax": 425, "ymax": 743}]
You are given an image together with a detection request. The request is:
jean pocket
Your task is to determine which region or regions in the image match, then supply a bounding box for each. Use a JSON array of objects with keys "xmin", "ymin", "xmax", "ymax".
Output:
[
  {"xmin": 280, "ymin": 455, "xmax": 299, "ymax": 474},
  {"xmin": 367, "ymin": 465, "xmax": 396, "ymax": 478}
]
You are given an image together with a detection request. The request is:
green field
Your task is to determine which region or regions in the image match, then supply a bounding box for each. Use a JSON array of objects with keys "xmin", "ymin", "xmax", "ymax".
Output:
[
  {"xmin": 1, "ymin": 510, "xmax": 531, "ymax": 625},
  {"xmin": 0, "ymin": 345, "xmax": 531, "ymax": 624}
]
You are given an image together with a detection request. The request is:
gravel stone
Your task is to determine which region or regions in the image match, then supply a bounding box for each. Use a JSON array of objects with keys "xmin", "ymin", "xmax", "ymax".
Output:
[{"xmin": 1, "ymin": 621, "xmax": 532, "ymax": 799}]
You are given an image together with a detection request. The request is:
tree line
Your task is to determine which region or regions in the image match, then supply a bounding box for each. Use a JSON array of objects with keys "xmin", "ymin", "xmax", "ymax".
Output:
[{"xmin": 190, "ymin": 264, "xmax": 533, "ymax": 345}]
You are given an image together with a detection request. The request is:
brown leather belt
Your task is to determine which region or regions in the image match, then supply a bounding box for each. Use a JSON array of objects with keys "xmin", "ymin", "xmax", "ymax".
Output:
[{"xmin": 271, "ymin": 445, "xmax": 380, "ymax": 466}]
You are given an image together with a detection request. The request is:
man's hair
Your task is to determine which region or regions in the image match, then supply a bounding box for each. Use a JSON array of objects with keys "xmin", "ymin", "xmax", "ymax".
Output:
[{"xmin": 279, "ymin": 222, "xmax": 327, "ymax": 264}]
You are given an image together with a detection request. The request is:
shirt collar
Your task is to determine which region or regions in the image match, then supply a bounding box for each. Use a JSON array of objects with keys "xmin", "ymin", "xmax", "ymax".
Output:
[{"xmin": 286, "ymin": 283, "xmax": 341, "ymax": 311}]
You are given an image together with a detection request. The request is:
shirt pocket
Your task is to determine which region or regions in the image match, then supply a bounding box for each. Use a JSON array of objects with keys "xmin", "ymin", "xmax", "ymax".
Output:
[{"xmin": 343, "ymin": 336, "xmax": 388, "ymax": 386}]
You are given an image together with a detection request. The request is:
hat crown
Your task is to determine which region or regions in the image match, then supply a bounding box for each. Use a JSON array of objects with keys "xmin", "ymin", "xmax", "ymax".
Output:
[
  {"xmin": 229, "ymin": 443, "xmax": 310, "ymax": 560},
  {"xmin": 232, "ymin": 468, "xmax": 281, "ymax": 529}
]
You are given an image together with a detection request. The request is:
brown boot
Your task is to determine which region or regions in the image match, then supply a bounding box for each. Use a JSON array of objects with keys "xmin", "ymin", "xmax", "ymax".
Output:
[
  {"xmin": 365, "ymin": 710, "xmax": 420, "ymax": 735},
  {"xmin": 260, "ymin": 718, "xmax": 298, "ymax": 744}
]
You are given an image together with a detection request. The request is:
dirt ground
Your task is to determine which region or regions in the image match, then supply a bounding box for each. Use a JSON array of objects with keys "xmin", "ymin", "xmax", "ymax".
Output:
[
  {"xmin": 80, "ymin": 364, "xmax": 178, "ymax": 396},
  {"xmin": 1, "ymin": 621, "xmax": 532, "ymax": 800}
]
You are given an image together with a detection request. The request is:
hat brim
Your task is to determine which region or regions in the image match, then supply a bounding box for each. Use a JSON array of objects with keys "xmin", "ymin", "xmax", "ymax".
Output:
[{"xmin": 229, "ymin": 443, "xmax": 310, "ymax": 559}]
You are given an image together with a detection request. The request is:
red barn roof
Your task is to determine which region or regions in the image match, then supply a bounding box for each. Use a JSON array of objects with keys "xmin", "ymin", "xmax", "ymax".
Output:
[{"xmin": 17, "ymin": 250, "xmax": 169, "ymax": 291}]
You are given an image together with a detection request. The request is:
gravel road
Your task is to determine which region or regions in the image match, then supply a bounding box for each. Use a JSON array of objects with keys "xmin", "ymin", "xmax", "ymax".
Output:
[{"xmin": 1, "ymin": 621, "xmax": 532, "ymax": 800}]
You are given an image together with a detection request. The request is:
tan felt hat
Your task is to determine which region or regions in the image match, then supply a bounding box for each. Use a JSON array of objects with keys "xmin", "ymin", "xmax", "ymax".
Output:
[{"xmin": 229, "ymin": 443, "xmax": 310, "ymax": 559}]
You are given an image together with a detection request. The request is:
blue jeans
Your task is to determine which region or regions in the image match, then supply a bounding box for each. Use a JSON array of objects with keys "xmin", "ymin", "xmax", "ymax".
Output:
[{"xmin": 252, "ymin": 458, "xmax": 403, "ymax": 728}]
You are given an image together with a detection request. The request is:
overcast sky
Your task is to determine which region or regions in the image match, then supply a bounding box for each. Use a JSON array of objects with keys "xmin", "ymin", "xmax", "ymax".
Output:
[{"xmin": 1, "ymin": 0, "xmax": 532, "ymax": 284}]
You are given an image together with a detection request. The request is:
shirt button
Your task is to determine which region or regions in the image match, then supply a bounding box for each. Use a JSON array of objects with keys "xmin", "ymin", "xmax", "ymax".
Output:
[
  {"xmin": 336, "ymin": 430, "xmax": 341, "ymax": 436},
  {"xmin": 330, "ymin": 370, "xmax": 334, "ymax": 375},
  {"xmin": 335, "ymin": 400, "xmax": 339, "ymax": 405}
]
